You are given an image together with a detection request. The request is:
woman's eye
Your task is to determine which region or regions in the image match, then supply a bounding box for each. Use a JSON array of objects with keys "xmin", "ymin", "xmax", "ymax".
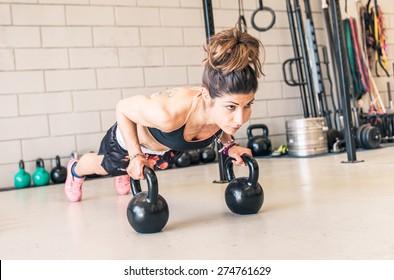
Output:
[
  {"xmin": 226, "ymin": 105, "xmax": 236, "ymax": 110},
  {"xmin": 245, "ymin": 102, "xmax": 254, "ymax": 108}
]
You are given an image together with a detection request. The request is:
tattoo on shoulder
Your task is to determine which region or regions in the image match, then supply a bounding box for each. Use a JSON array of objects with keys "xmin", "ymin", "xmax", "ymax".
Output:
[{"xmin": 153, "ymin": 89, "xmax": 174, "ymax": 98}]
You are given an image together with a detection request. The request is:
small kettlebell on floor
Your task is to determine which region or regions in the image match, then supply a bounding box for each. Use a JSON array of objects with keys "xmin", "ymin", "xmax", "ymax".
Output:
[
  {"xmin": 224, "ymin": 154, "xmax": 264, "ymax": 215},
  {"xmin": 127, "ymin": 166, "xmax": 169, "ymax": 233},
  {"xmin": 14, "ymin": 160, "xmax": 31, "ymax": 189},
  {"xmin": 33, "ymin": 158, "xmax": 50, "ymax": 186},
  {"xmin": 247, "ymin": 124, "xmax": 272, "ymax": 156},
  {"xmin": 50, "ymin": 155, "xmax": 67, "ymax": 184}
]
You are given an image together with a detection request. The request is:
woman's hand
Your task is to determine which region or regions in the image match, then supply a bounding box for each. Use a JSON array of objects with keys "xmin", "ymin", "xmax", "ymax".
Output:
[
  {"xmin": 227, "ymin": 145, "xmax": 252, "ymax": 166},
  {"xmin": 127, "ymin": 154, "xmax": 156, "ymax": 180}
]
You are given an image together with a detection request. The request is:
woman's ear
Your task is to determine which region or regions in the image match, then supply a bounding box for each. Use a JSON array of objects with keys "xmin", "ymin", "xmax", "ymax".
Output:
[{"xmin": 201, "ymin": 88, "xmax": 212, "ymax": 103}]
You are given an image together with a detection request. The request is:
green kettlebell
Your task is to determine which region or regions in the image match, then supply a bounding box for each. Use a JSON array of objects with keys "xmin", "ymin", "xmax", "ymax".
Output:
[
  {"xmin": 33, "ymin": 158, "xmax": 50, "ymax": 186},
  {"xmin": 14, "ymin": 160, "xmax": 31, "ymax": 189}
]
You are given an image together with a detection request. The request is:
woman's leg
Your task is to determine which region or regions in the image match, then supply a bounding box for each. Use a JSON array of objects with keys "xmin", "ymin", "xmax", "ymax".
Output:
[{"xmin": 74, "ymin": 152, "xmax": 108, "ymax": 177}]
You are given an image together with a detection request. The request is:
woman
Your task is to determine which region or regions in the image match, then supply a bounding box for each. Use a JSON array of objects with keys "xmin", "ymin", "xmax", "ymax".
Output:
[{"xmin": 65, "ymin": 27, "xmax": 264, "ymax": 202}]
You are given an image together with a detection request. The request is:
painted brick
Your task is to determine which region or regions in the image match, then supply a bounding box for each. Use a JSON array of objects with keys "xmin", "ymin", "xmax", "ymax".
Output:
[
  {"xmin": 0, "ymin": 4, "xmax": 11, "ymax": 25},
  {"xmin": 49, "ymin": 112, "xmax": 101, "ymax": 136},
  {"xmin": 260, "ymin": 29, "xmax": 293, "ymax": 46},
  {"xmin": 0, "ymin": 95, "xmax": 18, "ymax": 117},
  {"xmin": 140, "ymin": 27, "xmax": 183, "ymax": 46},
  {"xmin": 257, "ymin": 82, "xmax": 283, "ymax": 100},
  {"xmin": 268, "ymin": 99, "xmax": 303, "ymax": 117},
  {"xmin": 66, "ymin": 6, "xmax": 115, "ymax": 26},
  {"xmin": 0, "ymin": 71, "xmax": 44, "ymax": 94},
  {"xmin": 0, "ymin": 140, "xmax": 21, "ymax": 164},
  {"xmin": 12, "ymin": 4, "xmax": 65, "ymax": 26},
  {"xmin": 250, "ymin": 100, "xmax": 268, "ymax": 119},
  {"xmin": 180, "ymin": 0, "xmax": 202, "ymax": 8},
  {"xmin": 270, "ymin": 11, "xmax": 289, "ymax": 29},
  {"xmin": 161, "ymin": 8, "xmax": 202, "ymax": 27},
  {"xmin": 119, "ymin": 47, "xmax": 163, "ymax": 67},
  {"xmin": 0, "ymin": 49, "xmax": 14, "ymax": 71},
  {"xmin": 214, "ymin": 10, "xmax": 239, "ymax": 28},
  {"xmin": 0, "ymin": 116, "xmax": 49, "ymax": 141},
  {"xmin": 15, "ymin": 49, "xmax": 69, "ymax": 70},
  {"xmin": 93, "ymin": 27, "xmax": 140, "ymax": 47},
  {"xmin": 73, "ymin": 89, "xmax": 121, "ymax": 112},
  {"xmin": 0, "ymin": 27, "xmax": 40, "ymax": 48},
  {"xmin": 263, "ymin": 64, "xmax": 284, "ymax": 82},
  {"xmin": 187, "ymin": 66, "xmax": 203, "ymax": 85},
  {"xmin": 97, "ymin": 68, "xmax": 144, "ymax": 89},
  {"xmin": 91, "ymin": 0, "xmax": 136, "ymax": 5},
  {"xmin": 263, "ymin": 46, "xmax": 279, "ymax": 64},
  {"xmin": 115, "ymin": 7, "xmax": 160, "ymax": 26},
  {"xmin": 42, "ymin": 27, "xmax": 93, "ymax": 47},
  {"xmin": 69, "ymin": 48, "xmax": 118, "ymax": 68},
  {"xmin": 45, "ymin": 69, "xmax": 96, "ymax": 92},
  {"xmin": 40, "ymin": 0, "xmax": 88, "ymax": 4},
  {"xmin": 164, "ymin": 47, "xmax": 203, "ymax": 66},
  {"xmin": 144, "ymin": 67, "xmax": 188, "ymax": 86},
  {"xmin": 22, "ymin": 136, "xmax": 75, "ymax": 162},
  {"xmin": 136, "ymin": 0, "xmax": 179, "ymax": 7},
  {"xmin": 219, "ymin": 0, "xmax": 256, "ymax": 9},
  {"xmin": 100, "ymin": 110, "xmax": 116, "ymax": 130},
  {"xmin": 19, "ymin": 92, "xmax": 72, "ymax": 115},
  {"xmin": 183, "ymin": 28, "xmax": 205, "ymax": 46},
  {"xmin": 76, "ymin": 132, "xmax": 104, "ymax": 154}
]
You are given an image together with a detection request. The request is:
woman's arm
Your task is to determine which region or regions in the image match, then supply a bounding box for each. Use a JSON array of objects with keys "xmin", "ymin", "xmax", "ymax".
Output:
[
  {"xmin": 219, "ymin": 132, "xmax": 252, "ymax": 167},
  {"xmin": 115, "ymin": 94, "xmax": 186, "ymax": 179}
]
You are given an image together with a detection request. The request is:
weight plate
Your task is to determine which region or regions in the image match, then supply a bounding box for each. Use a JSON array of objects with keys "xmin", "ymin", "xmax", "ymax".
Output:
[
  {"xmin": 356, "ymin": 124, "xmax": 368, "ymax": 149},
  {"xmin": 362, "ymin": 126, "xmax": 381, "ymax": 149}
]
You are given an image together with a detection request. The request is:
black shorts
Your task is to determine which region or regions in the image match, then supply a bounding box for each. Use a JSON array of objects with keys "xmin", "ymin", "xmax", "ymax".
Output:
[
  {"xmin": 98, "ymin": 123, "xmax": 129, "ymax": 176},
  {"xmin": 98, "ymin": 123, "xmax": 183, "ymax": 176}
]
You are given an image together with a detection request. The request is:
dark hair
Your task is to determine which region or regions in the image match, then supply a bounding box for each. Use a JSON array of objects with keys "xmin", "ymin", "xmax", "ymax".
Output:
[{"xmin": 202, "ymin": 28, "xmax": 264, "ymax": 98}]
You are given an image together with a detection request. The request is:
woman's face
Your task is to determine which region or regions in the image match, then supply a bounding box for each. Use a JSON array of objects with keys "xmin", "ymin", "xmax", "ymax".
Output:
[{"xmin": 209, "ymin": 92, "xmax": 255, "ymax": 135}]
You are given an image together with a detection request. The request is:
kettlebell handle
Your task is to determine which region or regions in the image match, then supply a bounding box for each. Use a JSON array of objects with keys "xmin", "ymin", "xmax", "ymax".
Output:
[
  {"xmin": 224, "ymin": 154, "xmax": 259, "ymax": 188},
  {"xmin": 55, "ymin": 155, "xmax": 61, "ymax": 167},
  {"xmin": 19, "ymin": 160, "xmax": 25, "ymax": 170},
  {"xmin": 36, "ymin": 158, "xmax": 45, "ymax": 168},
  {"xmin": 130, "ymin": 166, "xmax": 159, "ymax": 204},
  {"xmin": 247, "ymin": 124, "xmax": 269, "ymax": 138}
]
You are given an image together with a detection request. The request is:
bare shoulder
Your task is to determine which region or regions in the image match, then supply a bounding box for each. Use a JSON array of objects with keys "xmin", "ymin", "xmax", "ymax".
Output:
[{"xmin": 150, "ymin": 87, "xmax": 201, "ymax": 116}]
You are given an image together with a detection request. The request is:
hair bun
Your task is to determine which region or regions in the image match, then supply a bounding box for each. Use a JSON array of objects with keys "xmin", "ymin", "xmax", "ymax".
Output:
[{"xmin": 203, "ymin": 28, "xmax": 264, "ymax": 77}]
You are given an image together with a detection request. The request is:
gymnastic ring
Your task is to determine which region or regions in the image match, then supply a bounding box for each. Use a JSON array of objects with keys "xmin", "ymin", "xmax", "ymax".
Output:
[{"xmin": 251, "ymin": 0, "xmax": 276, "ymax": 32}]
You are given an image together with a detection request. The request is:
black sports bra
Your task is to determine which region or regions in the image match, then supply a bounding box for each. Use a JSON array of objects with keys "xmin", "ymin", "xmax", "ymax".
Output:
[{"xmin": 148, "ymin": 125, "xmax": 222, "ymax": 151}]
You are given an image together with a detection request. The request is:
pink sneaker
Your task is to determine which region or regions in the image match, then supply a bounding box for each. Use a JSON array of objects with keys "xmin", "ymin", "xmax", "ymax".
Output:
[
  {"xmin": 114, "ymin": 175, "xmax": 131, "ymax": 195},
  {"xmin": 64, "ymin": 159, "xmax": 85, "ymax": 202}
]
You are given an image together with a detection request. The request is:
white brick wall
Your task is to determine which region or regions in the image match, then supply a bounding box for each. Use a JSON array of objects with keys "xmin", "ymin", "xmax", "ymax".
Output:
[{"xmin": 0, "ymin": 0, "xmax": 393, "ymax": 189}]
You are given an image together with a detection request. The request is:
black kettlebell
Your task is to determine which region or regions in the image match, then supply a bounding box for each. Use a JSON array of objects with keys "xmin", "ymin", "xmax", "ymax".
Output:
[
  {"xmin": 50, "ymin": 155, "xmax": 67, "ymax": 184},
  {"xmin": 247, "ymin": 124, "xmax": 272, "ymax": 156},
  {"xmin": 199, "ymin": 142, "xmax": 216, "ymax": 163},
  {"xmin": 127, "ymin": 166, "xmax": 169, "ymax": 233},
  {"xmin": 175, "ymin": 152, "xmax": 191, "ymax": 168},
  {"xmin": 224, "ymin": 154, "xmax": 264, "ymax": 215},
  {"xmin": 188, "ymin": 150, "xmax": 200, "ymax": 165}
]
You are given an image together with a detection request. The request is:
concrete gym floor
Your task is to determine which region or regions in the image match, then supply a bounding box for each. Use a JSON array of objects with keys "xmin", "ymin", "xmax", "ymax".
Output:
[{"xmin": 1, "ymin": 146, "xmax": 394, "ymax": 260}]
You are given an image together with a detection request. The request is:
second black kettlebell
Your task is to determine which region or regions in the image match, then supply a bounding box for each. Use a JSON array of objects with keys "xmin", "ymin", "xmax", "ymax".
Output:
[
  {"xmin": 224, "ymin": 154, "xmax": 264, "ymax": 215},
  {"xmin": 50, "ymin": 155, "xmax": 67, "ymax": 184},
  {"xmin": 247, "ymin": 124, "xmax": 272, "ymax": 156},
  {"xmin": 127, "ymin": 166, "xmax": 169, "ymax": 233}
]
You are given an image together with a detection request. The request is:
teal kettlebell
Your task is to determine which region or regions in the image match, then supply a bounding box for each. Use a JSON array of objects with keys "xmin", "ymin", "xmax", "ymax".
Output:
[
  {"xmin": 14, "ymin": 160, "xmax": 31, "ymax": 189},
  {"xmin": 33, "ymin": 158, "xmax": 50, "ymax": 186}
]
